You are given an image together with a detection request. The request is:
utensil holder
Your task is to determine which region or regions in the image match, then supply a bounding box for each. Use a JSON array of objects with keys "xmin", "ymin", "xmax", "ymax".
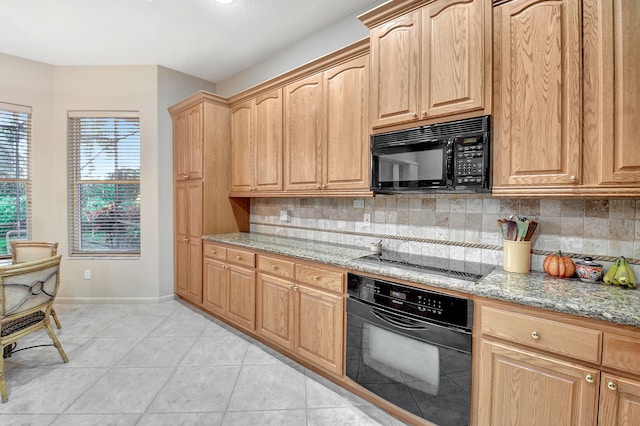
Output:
[{"xmin": 503, "ymin": 240, "xmax": 531, "ymax": 273}]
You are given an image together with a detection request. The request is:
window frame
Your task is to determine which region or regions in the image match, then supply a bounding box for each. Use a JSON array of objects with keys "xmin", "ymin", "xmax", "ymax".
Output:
[
  {"xmin": 67, "ymin": 111, "xmax": 141, "ymax": 257},
  {"xmin": 0, "ymin": 102, "xmax": 32, "ymax": 259}
]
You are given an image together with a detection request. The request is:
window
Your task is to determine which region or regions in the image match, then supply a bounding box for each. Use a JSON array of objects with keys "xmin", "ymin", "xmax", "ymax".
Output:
[
  {"xmin": 0, "ymin": 102, "xmax": 31, "ymax": 258},
  {"xmin": 68, "ymin": 112, "xmax": 140, "ymax": 256}
]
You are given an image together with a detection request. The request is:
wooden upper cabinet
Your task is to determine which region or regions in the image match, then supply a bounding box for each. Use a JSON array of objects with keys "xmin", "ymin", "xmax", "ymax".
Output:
[
  {"xmin": 230, "ymin": 89, "xmax": 283, "ymax": 194},
  {"xmin": 422, "ymin": 0, "xmax": 485, "ymax": 117},
  {"xmin": 230, "ymin": 101, "xmax": 253, "ymax": 192},
  {"xmin": 370, "ymin": 10, "xmax": 421, "ymax": 128},
  {"xmin": 173, "ymin": 104, "xmax": 204, "ymax": 181},
  {"xmin": 492, "ymin": 0, "xmax": 582, "ymax": 188},
  {"xmin": 364, "ymin": 0, "xmax": 490, "ymax": 130},
  {"xmin": 324, "ymin": 55, "xmax": 370, "ymax": 190},
  {"xmin": 253, "ymin": 90, "xmax": 283, "ymax": 191},
  {"xmin": 588, "ymin": 0, "xmax": 640, "ymax": 186},
  {"xmin": 284, "ymin": 73, "xmax": 324, "ymax": 191}
]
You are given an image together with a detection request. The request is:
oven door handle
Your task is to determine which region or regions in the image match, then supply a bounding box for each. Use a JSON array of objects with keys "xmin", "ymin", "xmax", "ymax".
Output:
[{"xmin": 371, "ymin": 308, "xmax": 429, "ymax": 331}]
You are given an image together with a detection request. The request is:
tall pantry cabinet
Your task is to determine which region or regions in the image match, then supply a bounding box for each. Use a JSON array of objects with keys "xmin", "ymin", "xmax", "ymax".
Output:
[{"xmin": 169, "ymin": 92, "xmax": 250, "ymax": 305}]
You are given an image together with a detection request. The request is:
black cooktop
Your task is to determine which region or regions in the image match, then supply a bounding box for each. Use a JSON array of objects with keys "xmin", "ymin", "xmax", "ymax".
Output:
[{"xmin": 354, "ymin": 250, "xmax": 494, "ymax": 282}]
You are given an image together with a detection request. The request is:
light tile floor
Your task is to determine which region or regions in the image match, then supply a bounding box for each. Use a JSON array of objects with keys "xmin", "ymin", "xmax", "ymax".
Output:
[{"xmin": 1, "ymin": 300, "xmax": 409, "ymax": 426}]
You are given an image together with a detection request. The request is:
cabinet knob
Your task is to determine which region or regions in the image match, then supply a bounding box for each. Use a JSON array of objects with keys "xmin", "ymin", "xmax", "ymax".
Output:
[
  {"xmin": 321, "ymin": 184, "xmax": 327, "ymax": 189},
  {"xmin": 531, "ymin": 331, "xmax": 540, "ymax": 339},
  {"xmin": 422, "ymin": 111, "xmax": 427, "ymax": 117},
  {"xmin": 294, "ymin": 286, "xmax": 299, "ymax": 291},
  {"xmin": 183, "ymin": 238, "xmax": 189, "ymax": 242},
  {"xmin": 271, "ymin": 265, "xmax": 278, "ymax": 270},
  {"xmin": 607, "ymin": 381, "xmax": 617, "ymax": 391},
  {"xmin": 312, "ymin": 275, "xmax": 319, "ymax": 281},
  {"xmin": 211, "ymin": 250, "xmax": 216, "ymax": 254},
  {"xmin": 316, "ymin": 184, "xmax": 321, "ymax": 189},
  {"xmin": 183, "ymin": 174, "xmax": 189, "ymax": 180},
  {"xmin": 585, "ymin": 374, "xmax": 595, "ymax": 383},
  {"xmin": 570, "ymin": 175, "xmax": 577, "ymax": 183},
  {"xmin": 223, "ymin": 265, "xmax": 229, "ymax": 270},
  {"xmin": 288, "ymin": 284, "xmax": 293, "ymax": 290},
  {"xmin": 413, "ymin": 112, "xmax": 418, "ymax": 119},
  {"xmin": 236, "ymin": 256, "xmax": 242, "ymax": 260}
]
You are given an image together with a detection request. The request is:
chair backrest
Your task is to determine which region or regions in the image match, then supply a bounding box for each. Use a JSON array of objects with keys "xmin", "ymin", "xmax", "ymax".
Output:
[
  {"xmin": 11, "ymin": 241, "xmax": 58, "ymax": 264},
  {"xmin": 0, "ymin": 255, "xmax": 62, "ymax": 318}
]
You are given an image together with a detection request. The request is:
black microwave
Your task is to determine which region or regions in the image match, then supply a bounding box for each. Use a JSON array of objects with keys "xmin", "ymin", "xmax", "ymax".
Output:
[{"xmin": 370, "ymin": 115, "xmax": 491, "ymax": 193}]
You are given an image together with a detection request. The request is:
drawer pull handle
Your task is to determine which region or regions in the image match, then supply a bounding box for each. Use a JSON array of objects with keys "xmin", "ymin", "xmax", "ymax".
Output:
[
  {"xmin": 312, "ymin": 275, "xmax": 319, "ymax": 281},
  {"xmin": 585, "ymin": 374, "xmax": 595, "ymax": 383},
  {"xmin": 531, "ymin": 331, "xmax": 540, "ymax": 339},
  {"xmin": 271, "ymin": 265, "xmax": 278, "ymax": 270},
  {"xmin": 607, "ymin": 381, "xmax": 617, "ymax": 391}
]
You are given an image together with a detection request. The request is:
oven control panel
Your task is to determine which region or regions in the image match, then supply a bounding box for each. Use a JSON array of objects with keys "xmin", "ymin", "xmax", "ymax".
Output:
[{"xmin": 348, "ymin": 274, "xmax": 472, "ymax": 329}]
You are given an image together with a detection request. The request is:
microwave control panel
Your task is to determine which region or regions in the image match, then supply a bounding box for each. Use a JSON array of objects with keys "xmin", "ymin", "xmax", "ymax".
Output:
[{"xmin": 454, "ymin": 136, "xmax": 486, "ymax": 187}]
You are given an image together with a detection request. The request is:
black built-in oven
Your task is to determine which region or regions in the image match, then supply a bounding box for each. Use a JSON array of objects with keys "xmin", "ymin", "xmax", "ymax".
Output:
[
  {"xmin": 371, "ymin": 115, "xmax": 491, "ymax": 193},
  {"xmin": 346, "ymin": 273, "xmax": 473, "ymax": 426}
]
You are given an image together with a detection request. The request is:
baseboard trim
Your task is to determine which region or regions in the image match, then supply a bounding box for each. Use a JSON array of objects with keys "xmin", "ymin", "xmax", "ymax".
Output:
[{"xmin": 56, "ymin": 294, "xmax": 177, "ymax": 304}]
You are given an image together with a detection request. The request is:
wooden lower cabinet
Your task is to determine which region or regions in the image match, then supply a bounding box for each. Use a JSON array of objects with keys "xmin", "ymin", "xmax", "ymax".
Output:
[
  {"xmin": 477, "ymin": 340, "xmax": 599, "ymax": 426},
  {"xmin": 477, "ymin": 301, "xmax": 640, "ymax": 426},
  {"xmin": 203, "ymin": 244, "xmax": 256, "ymax": 332},
  {"xmin": 598, "ymin": 373, "xmax": 640, "ymax": 426},
  {"xmin": 258, "ymin": 274, "xmax": 295, "ymax": 350},
  {"xmin": 257, "ymin": 255, "xmax": 345, "ymax": 377},
  {"xmin": 295, "ymin": 284, "xmax": 344, "ymax": 376}
]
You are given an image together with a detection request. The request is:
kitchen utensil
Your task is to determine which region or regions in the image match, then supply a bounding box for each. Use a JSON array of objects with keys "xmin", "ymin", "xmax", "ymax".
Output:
[{"xmin": 506, "ymin": 220, "xmax": 517, "ymax": 241}]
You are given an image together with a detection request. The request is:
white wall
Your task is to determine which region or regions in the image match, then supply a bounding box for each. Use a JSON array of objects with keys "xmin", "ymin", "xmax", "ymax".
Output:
[
  {"xmin": 215, "ymin": 2, "xmax": 385, "ymax": 97},
  {"xmin": 0, "ymin": 53, "xmax": 217, "ymax": 302}
]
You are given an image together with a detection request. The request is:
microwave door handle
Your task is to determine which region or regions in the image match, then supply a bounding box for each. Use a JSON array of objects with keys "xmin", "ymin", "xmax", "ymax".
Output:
[{"xmin": 371, "ymin": 308, "xmax": 429, "ymax": 331}]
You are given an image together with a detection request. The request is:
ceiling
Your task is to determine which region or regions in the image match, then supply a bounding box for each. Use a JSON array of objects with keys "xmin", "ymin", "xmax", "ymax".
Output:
[{"xmin": 0, "ymin": 0, "xmax": 383, "ymax": 83}]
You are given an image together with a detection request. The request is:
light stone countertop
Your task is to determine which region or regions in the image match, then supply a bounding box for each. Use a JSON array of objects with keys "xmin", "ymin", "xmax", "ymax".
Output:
[{"xmin": 203, "ymin": 232, "xmax": 640, "ymax": 328}]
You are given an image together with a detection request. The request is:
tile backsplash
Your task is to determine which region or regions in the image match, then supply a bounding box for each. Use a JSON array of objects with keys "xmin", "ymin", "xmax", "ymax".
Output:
[{"xmin": 249, "ymin": 195, "xmax": 640, "ymax": 272}]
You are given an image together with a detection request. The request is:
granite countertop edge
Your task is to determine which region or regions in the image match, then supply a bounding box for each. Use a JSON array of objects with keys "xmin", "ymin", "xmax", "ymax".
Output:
[{"xmin": 204, "ymin": 233, "xmax": 640, "ymax": 329}]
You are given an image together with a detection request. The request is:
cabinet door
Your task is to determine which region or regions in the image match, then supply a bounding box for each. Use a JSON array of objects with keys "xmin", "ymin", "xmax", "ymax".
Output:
[
  {"xmin": 257, "ymin": 274, "xmax": 295, "ymax": 350},
  {"xmin": 422, "ymin": 0, "xmax": 485, "ymax": 118},
  {"xmin": 598, "ymin": 373, "xmax": 640, "ymax": 426},
  {"xmin": 203, "ymin": 258, "xmax": 227, "ymax": 316},
  {"xmin": 174, "ymin": 181, "xmax": 202, "ymax": 304},
  {"xmin": 295, "ymin": 285, "xmax": 344, "ymax": 375},
  {"xmin": 227, "ymin": 264, "xmax": 256, "ymax": 331},
  {"xmin": 284, "ymin": 73, "xmax": 324, "ymax": 190},
  {"xmin": 477, "ymin": 341, "xmax": 599, "ymax": 426},
  {"xmin": 370, "ymin": 10, "xmax": 421, "ymax": 128},
  {"xmin": 173, "ymin": 109, "xmax": 188, "ymax": 181},
  {"xmin": 230, "ymin": 101, "xmax": 253, "ymax": 192},
  {"xmin": 254, "ymin": 89, "xmax": 283, "ymax": 191},
  {"xmin": 493, "ymin": 0, "xmax": 582, "ymax": 187},
  {"xmin": 185, "ymin": 104, "xmax": 204, "ymax": 180},
  {"xmin": 323, "ymin": 55, "xmax": 370, "ymax": 191},
  {"xmin": 591, "ymin": 0, "xmax": 640, "ymax": 185}
]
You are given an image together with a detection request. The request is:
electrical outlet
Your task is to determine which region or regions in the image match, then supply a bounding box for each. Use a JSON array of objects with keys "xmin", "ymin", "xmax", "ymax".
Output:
[
  {"xmin": 353, "ymin": 199, "xmax": 364, "ymax": 208},
  {"xmin": 363, "ymin": 213, "xmax": 371, "ymax": 227},
  {"xmin": 84, "ymin": 269, "xmax": 91, "ymax": 280},
  {"xmin": 279, "ymin": 210, "xmax": 290, "ymax": 222}
]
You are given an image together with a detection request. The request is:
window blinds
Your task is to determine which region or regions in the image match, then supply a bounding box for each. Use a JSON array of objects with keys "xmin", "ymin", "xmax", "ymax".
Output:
[
  {"xmin": 0, "ymin": 102, "xmax": 32, "ymax": 258},
  {"xmin": 68, "ymin": 112, "xmax": 140, "ymax": 255}
]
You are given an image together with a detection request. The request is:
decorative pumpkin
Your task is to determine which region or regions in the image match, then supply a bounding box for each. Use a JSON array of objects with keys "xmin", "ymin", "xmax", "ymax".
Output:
[{"xmin": 543, "ymin": 251, "xmax": 576, "ymax": 278}]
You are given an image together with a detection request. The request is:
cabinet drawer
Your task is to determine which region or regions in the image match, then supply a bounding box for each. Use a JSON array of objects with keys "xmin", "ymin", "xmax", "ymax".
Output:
[
  {"xmin": 481, "ymin": 306, "xmax": 602, "ymax": 363},
  {"xmin": 227, "ymin": 248, "xmax": 255, "ymax": 268},
  {"xmin": 258, "ymin": 255, "xmax": 295, "ymax": 279},
  {"xmin": 295, "ymin": 264, "xmax": 344, "ymax": 293},
  {"xmin": 203, "ymin": 243, "xmax": 226, "ymax": 261},
  {"xmin": 603, "ymin": 333, "xmax": 640, "ymax": 376}
]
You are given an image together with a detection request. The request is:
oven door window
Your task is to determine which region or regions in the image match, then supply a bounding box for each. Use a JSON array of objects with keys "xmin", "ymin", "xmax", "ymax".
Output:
[
  {"xmin": 347, "ymin": 307, "xmax": 471, "ymax": 426},
  {"xmin": 373, "ymin": 143, "xmax": 447, "ymax": 189}
]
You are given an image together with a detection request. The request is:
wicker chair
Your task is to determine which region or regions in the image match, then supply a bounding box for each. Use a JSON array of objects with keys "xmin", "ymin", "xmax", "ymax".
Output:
[
  {"xmin": 10, "ymin": 241, "xmax": 62, "ymax": 329},
  {"xmin": 0, "ymin": 255, "xmax": 68, "ymax": 403}
]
